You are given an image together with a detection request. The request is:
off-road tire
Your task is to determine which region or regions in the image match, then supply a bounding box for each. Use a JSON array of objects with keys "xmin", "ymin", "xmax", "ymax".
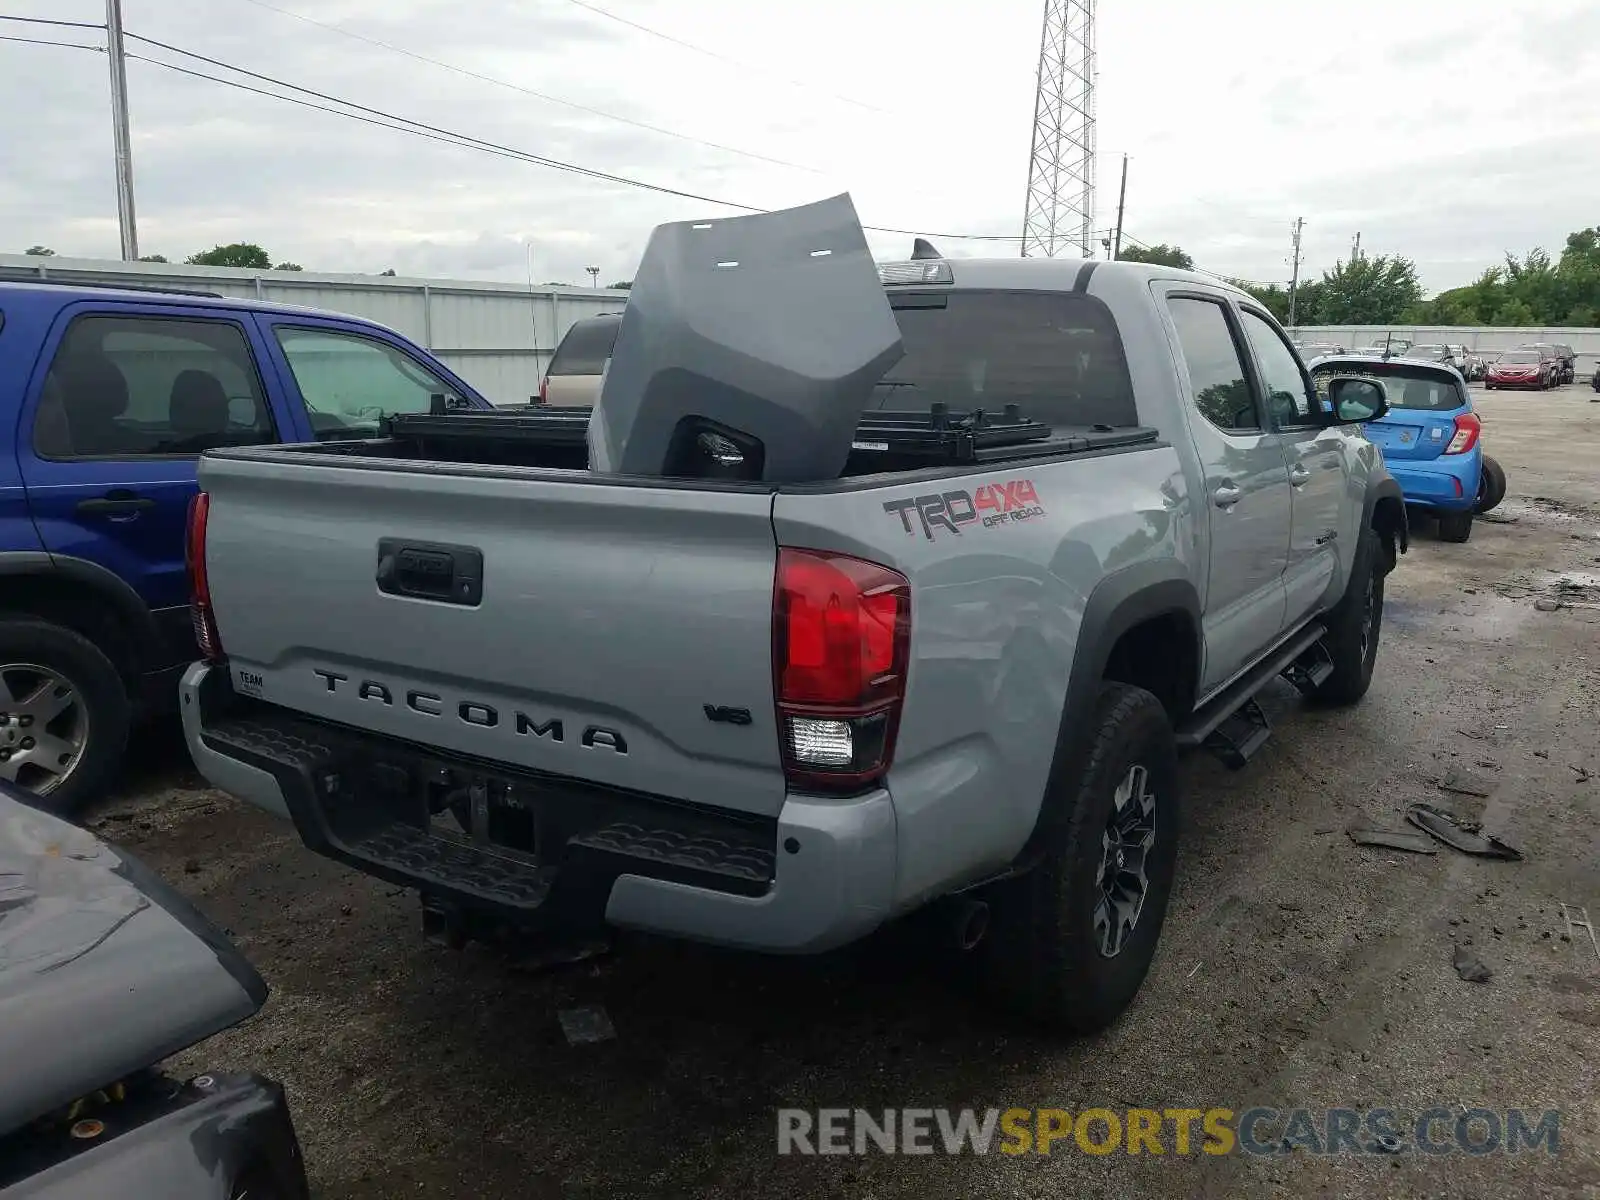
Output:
[
  {"xmin": 1437, "ymin": 510, "xmax": 1474, "ymax": 543},
  {"xmin": 980, "ymin": 683, "xmax": 1179, "ymax": 1034},
  {"xmin": 0, "ymin": 618, "xmax": 130, "ymax": 815},
  {"xmin": 1311, "ymin": 525, "xmax": 1385, "ymax": 706}
]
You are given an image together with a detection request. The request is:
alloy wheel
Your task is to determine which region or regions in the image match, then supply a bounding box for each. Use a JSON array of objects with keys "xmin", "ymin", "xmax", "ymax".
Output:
[
  {"xmin": 0, "ymin": 664, "xmax": 89, "ymax": 795},
  {"xmin": 1093, "ymin": 764, "xmax": 1157, "ymax": 958}
]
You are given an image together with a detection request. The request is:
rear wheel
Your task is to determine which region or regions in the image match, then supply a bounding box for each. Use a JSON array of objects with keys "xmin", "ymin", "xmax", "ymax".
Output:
[
  {"xmin": 1312, "ymin": 526, "xmax": 1384, "ymax": 705},
  {"xmin": 0, "ymin": 619, "xmax": 130, "ymax": 814},
  {"xmin": 1437, "ymin": 510, "xmax": 1474, "ymax": 543},
  {"xmin": 1476, "ymin": 456, "xmax": 1507, "ymax": 514},
  {"xmin": 980, "ymin": 683, "xmax": 1179, "ymax": 1034}
]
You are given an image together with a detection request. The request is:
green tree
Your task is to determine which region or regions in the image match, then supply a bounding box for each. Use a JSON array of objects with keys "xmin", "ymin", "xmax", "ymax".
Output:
[
  {"xmin": 273, "ymin": 262, "xmax": 304, "ymax": 271},
  {"xmin": 606, "ymin": 280, "xmax": 632, "ymax": 290},
  {"xmin": 138, "ymin": 253, "xmax": 168, "ymax": 263},
  {"xmin": 1315, "ymin": 254, "xmax": 1422, "ymax": 324},
  {"xmin": 1117, "ymin": 243, "xmax": 1193, "ymax": 269},
  {"xmin": 1564, "ymin": 304, "xmax": 1598, "ymax": 326},
  {"xmin": 1492, "ymin": 298, "xmax": 1538, "ymax": 327},
  {"xmin": 379, "ymin": 268, "xmax": 397, "ymax": 276},
  {"xmin": 25, "ymin": 245, "xmax": 54, "ymax": 256},
  {"xmin": 1231, "ymin": 280, "xmax": 1290, "ymax": 323},
  {"xmin": 187, "ymin": 243, "xmax": 272, "ymax": 269}
]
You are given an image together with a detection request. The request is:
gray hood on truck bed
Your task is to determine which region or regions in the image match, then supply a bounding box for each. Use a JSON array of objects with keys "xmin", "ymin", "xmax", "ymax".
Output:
[
  {"xmin": 0, "ymin": 784, "xmax": 267, "ymax": 1135},
  {"xmin": 588, "ymin": 193, "xmax": 905, "ymax": 483}
]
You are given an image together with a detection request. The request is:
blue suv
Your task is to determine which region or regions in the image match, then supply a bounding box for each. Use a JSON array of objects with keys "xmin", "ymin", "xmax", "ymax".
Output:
[
  {"xmin": 1309, "ymin": 354, "xmax": 1483, "ymax": 543},
  {"xmin": 1, "ymin": 280, "xmax": 491, "ymax": 811}
]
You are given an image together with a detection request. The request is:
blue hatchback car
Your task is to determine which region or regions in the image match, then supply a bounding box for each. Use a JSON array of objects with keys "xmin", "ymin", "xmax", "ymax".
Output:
[{"xmin": 1309, "ymin": 354, "xmax": 1482, "ymax": 543}]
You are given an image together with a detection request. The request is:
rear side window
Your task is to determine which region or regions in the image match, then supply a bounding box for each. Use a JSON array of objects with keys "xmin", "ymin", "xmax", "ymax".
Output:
[
  {"xmin": 548, "ymin": 318, "xmax": 620, "ymax": 377},
  {"xmin": 33, "ymin": 314, "xmax": 275, "ymax": 459},
  {"xmin": 874, "ymin": 290, "xmax": 1138, "ymax": 428},
  {"xmin": 1166, "ymin": 297, "xmax": 1261, "ymax": 433},
  {"xmin": 1309, "ymin": 362, "xmax": 1465, "ymax": 412}
]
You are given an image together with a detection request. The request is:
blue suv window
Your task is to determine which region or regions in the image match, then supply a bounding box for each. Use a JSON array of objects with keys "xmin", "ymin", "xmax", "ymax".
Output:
[
  {"xmin": 34, "ymin": 314, "xmax": 276, "ymax": 459},
  {"xmin": 273, "ymin": 326, "xmax": 464, "ymax": 440}
]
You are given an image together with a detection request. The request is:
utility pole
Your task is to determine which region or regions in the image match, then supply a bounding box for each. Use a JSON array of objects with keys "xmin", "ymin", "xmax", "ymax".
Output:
[
  {"xmin": 1112, "ymin": 154, "xmax": 1128, "ymax": 260},
  {"xmin": 1287, "ymin": 217, "xmax": 1304, "ymax": 328},
  {"xmin": 106, "ymin": 0, "xmax": 139, "ymax": 260},
  {"xmin": 1351, "ymin": 231, "xmax": 1361, "ymax": 263}
]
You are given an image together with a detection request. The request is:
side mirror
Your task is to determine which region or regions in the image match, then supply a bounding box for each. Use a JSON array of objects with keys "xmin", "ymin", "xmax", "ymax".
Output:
[{"xmin": 1325, "ymin": 376, "xmax": 1388, "ymax": 424}]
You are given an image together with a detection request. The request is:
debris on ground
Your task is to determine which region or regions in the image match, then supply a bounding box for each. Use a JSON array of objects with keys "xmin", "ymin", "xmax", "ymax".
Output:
[
  {"xmin": 1435, "ymin": 768, "xmax": 1495, "ymax": 798},
  {"xmin": 1453, "ymin": 945, "xmax": 1493, "ymax": 983},
  {"xmin": 1347, "ymin": 824, "xmax": 1438, "ymax": 855},
  {"xmin": 1534, "ymin": 597, "xmax": 1562, "ymax": 612},
  {"xmin": 183, "ymin": 858, "xmax": 200, "ymax": 874},
  {"xmin": 510, "ymin": 940, "xmax": 612, "ymax": 975},
  {"xmin": 1570, "ymin": 765, "xmax": 1593, "ymax": 783},
  {"xmin": 1560, "ymin": 905, "xmax": 1600, "ymax": 963},
  {"xmin": 1405, "ymin": 803, "xmax": 1523, "ymax": 861},
  {"xmin": 558, "ymin": 1005, "xmax": 617, "ymax": 1045},
  {"xmin": 1457, "ymin": 728, "xmax": 1486, "ymax": 741}
]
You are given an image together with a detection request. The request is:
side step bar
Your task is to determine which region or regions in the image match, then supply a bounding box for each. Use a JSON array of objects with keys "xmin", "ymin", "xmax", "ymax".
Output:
[{"xmin": 1176, "ymin": 621, "xmax": 1327, "ymax": 763}]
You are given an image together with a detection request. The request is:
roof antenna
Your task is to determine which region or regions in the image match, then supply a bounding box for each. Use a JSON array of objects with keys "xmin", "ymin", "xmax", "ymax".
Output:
[{"xmin": 910, "ymin": 237, "xmax": 943, "ymax": 261}]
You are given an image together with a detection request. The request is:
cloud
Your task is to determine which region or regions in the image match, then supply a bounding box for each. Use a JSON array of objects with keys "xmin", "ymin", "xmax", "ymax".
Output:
[{"xmin": 2, "ymin": 0, "xmax": 1596, "ymax": 293}]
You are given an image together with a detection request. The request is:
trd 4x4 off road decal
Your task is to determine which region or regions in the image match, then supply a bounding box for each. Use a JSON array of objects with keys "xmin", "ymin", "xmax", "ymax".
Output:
[{"xmin": 883, "ymin": 480, "xmax": 1045, "ymax": 541}]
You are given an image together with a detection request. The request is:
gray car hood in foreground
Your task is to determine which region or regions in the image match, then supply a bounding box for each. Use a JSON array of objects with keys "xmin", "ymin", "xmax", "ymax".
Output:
[{"xmin": 0, "ymin": 785, "xmax": 267, "ymax": 1135}]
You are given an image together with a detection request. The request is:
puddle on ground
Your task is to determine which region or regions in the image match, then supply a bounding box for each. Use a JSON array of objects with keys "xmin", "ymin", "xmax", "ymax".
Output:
[
  {"xmin": 1389, "ymin": 591, "xmax": 1537, "ymax": 640},
  {"xmin": 1493, "ymin": 496, "xmax": 1600, "ymax": 539}
]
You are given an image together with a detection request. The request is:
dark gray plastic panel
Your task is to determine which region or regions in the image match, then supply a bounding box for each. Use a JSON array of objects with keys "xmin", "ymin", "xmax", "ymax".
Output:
[{"xmin": 587, "ymin": 193, "xmax": 905, "ymax": 483}]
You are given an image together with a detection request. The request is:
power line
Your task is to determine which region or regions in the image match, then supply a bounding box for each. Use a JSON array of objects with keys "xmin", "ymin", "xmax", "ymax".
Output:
[
  {"xmin": 119, "ymin": 34, "xmax": 1024, "ymax": 241},
  {"xmin": 227, "ymin": 0, "xmax": 820, "ymax": 174},
  {"xmin": 561, "ymin": 0, "xmax": 890, "ymax": 114},
  {"xmin": 0, "ymin": 13, "xmax": 105, "ymax": 30},
  {"xmin": 0, "ymin": 31, "xmax": 104, "ymax": 51}
]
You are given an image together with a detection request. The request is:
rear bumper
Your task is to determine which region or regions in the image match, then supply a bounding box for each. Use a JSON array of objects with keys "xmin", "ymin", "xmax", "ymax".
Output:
[
  {"xmin": 1486, "ymin": 376, "xmax": 1544, "ymax": 389},
  {"xmin": 2, "ymin": 1071, "xmax": 308, "ymax": 1200},
  {"xmin": 180, "ymin": 663, "xmax": 897, "ymax": 954},
  {"xmin": 1386, "ymin": 457, "xmax": 1479, "ymax": 512}
]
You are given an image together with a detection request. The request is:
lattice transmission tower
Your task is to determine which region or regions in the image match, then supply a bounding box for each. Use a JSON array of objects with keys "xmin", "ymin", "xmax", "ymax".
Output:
[{"xmin": 1020, "ymin": 0, "xmax": 1096, "ymax": 258}]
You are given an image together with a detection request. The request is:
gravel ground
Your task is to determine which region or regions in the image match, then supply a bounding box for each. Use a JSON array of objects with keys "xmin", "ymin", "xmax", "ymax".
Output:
[{"xmin": 96, "ymin": 384, "xmax": 1600, "ymax": 1199}]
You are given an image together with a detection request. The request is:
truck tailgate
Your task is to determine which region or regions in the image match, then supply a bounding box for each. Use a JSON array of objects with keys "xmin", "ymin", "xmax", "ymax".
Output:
[{"xmin": 200, "ymin": 454, "xmax": 786, "ymax": 818}]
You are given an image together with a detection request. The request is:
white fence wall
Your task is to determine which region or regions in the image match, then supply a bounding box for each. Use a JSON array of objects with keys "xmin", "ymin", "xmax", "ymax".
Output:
[
  {"xmin": 0, "ymin": 253, "xmax": 629, "ymax": 405},
  {"xmin": 1290, "ymin": 324, "xmax": 1600, "ymax": 371}
]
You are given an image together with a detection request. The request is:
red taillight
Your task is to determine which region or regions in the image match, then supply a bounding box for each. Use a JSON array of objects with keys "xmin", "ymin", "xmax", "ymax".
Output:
[
  {"xmin": 773, "ymin": 548, "xmax": 910, "ymax": 792},
  {"xmin": 1444, "ymin": 411, "xmax": 1481, "ymax": 455},
  {"xmin": 537, "ymin": 376, "xmax": 549, "ymax": 405},
  {"xmin": 186, "ymin": 492, "xmax": 223, "ymax": 662}
]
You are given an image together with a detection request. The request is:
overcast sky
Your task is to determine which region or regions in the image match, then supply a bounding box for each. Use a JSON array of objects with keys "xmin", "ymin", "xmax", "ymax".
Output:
[{"xmin": 2, "ymin": 0, "xmax": 1597, "ymax": 292}]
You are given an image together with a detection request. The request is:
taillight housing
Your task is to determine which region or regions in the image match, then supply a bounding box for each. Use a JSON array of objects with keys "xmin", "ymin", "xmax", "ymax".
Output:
[
  {"xmin": 1444, "ymin": 411, "xmax": 1481, "ymax": 455},
  {"xmin": 773, "ymin": 548, "xmax": 910, "ymax": 793},
  {"xmin": 537, "ymin": 376, "xmax": 549, "ymax": 405},
  {"xmin": 186, "ymin": 492, "xmax": 224, "ymax": 662}
]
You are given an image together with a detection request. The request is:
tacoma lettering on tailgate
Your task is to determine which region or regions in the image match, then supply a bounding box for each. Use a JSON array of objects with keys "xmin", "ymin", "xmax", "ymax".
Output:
[
  {"xmin": 883, "ymin": 479, "xmax": 1045, "ymax": 541},
  {"xmin": 310, "ymin": 668, "xmax": 627, "ymax": 753}
]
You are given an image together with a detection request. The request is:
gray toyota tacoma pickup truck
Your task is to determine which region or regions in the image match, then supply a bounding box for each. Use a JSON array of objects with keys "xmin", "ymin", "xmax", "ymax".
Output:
[{"xmin": 180, "ymin": 197, "xmax": 1406, "ymax": 1032}]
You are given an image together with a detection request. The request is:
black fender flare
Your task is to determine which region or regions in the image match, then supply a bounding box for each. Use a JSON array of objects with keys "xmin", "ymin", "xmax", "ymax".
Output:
[
  {"xmin": 1363, "ymin": 474, "xmax": 1409, "ymax": 558},
  {"xmin": 0, "ymin": 551, "xmax": 162, "ymax": 669},
  {"xmin": 1013, "ymin": 560, "xmax": 1203, "ymax": 870}
]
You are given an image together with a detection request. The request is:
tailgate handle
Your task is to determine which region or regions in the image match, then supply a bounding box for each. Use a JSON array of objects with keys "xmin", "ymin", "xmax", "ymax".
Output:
[{"xmin": 376, "ymin": 539, "xmax": 483, "ymax": 606}]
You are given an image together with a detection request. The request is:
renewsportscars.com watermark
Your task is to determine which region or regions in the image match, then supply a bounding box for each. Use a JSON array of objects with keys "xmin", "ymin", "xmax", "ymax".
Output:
[{"xmin": 777, "ymin": 1107, "xmax": 1562, "ymax": 1157}]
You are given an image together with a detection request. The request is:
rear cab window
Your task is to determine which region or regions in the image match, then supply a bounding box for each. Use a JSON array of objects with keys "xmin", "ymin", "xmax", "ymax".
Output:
[
  {"xmin": 548, "ymin": 318, "xmax": 620, "ymax": 377},
  {"xmin": 874, "ymin": 290, "xmax": 1138, "ymax": 429},
  {"xmin": 1309, "ymin": 360, "xmax": 1466, "ymax": 412}
]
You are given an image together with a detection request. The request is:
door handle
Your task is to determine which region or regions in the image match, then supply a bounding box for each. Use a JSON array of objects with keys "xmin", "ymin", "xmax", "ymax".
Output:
[
  {"xmin": 76, "ymin": 492, "xmax": 156, "ymax": 515},
  {"xmin": 1212, "ymin": 484, "xmax": 1243, "ymax": 509},
  {"xmin": 1289, "ymin": 465, "xmax": 1311, "ymax": 486}
]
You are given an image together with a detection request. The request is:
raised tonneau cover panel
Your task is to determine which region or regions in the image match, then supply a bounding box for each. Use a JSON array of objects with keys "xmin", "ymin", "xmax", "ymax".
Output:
[{"xmin": 588, "ymin": 193, "xmax": 905, "ymax": 483}]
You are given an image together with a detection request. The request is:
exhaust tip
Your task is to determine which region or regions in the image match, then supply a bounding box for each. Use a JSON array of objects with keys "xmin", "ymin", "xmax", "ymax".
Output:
[{"xmin": 953, "ymin": 899, "xmax": 990, "ymax": 952}]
